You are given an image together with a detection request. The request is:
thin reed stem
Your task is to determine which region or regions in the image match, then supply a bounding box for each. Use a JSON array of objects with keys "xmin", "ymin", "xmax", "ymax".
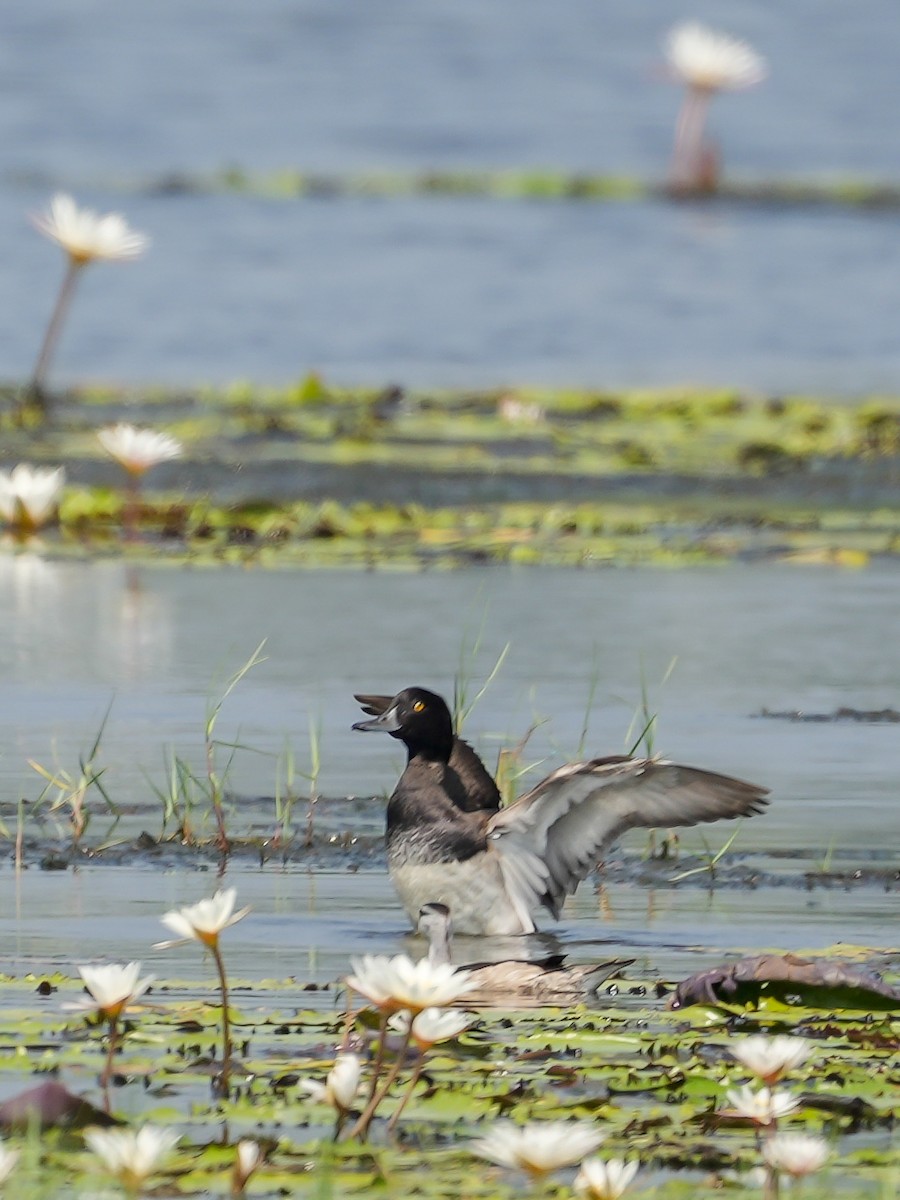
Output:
[
  {"xmin": 14, "ymin": 798, "xmax": 25, "ymax": 872},
  {"xmin": 100, "ymin": 1015, "xmax": 120, "ymax": 1112}
]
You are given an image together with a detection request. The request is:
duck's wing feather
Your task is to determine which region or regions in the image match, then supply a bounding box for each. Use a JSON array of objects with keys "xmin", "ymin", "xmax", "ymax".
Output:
[
  {"xmin": 491, "ymin": 837, "xmax": 552, "ymax": 932},
  {"xmin": 488, "ymin": 756, "xmax": 769, "ymax": 919}
]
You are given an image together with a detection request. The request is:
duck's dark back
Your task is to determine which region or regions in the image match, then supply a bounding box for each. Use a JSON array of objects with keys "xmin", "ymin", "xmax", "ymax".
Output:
[{"xmin": 446, "ymin": 736, "xmax": 501, "ymax": 813}]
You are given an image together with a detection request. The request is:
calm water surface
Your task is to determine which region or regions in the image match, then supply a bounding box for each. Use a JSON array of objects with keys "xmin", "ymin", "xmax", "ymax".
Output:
[
  {"xmin": 0, "ymin": 558, "xmax": 896, "ymax": 984},
  {"xmin": 1, "ymin": 2, "xmax": 900, "ymax": 389},
  {"xmin": 1, "ymin": 558, "xmax": 896, "ymax": 843},
  {"xmin": 1, "ymin": 866, "xmax": 893, "ymax": 1007}
]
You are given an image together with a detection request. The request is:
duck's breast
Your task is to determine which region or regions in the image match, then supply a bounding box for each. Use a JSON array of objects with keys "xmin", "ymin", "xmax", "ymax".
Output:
[{"xmin": 389, "ymin": 854, "xmax": 534, "ymax": 936}]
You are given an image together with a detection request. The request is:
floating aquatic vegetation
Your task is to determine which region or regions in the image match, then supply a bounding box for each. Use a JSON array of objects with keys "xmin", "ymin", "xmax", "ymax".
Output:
[
  {"xmin": 0, "ymin": 958, "xmax": 891, "ymax": 1195},
  {"xmin": 0, "ymin": 381, "xmax": 897, "ymax": 567}
]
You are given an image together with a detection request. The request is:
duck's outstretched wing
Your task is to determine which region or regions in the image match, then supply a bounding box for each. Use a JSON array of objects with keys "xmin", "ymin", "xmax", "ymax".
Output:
[
  {"xmin": 488, "ymin": 756, "xmax": 769, "ymax": 921},
  {"xmin": 354, "ymin": 692, "xmax": 501, "ymax": 814}
]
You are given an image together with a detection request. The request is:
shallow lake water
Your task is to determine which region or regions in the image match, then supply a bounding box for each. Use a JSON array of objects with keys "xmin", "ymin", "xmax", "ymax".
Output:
[
  {"xmin": 0, "ymin": 863, "xmax": 894, "ymax": 1011},
  {"xmin": 3, "ymin": 2, "xmax": 900, "ymax": 391},
  {"xmin": 0, "ymin": 10, "xmax": 896, "ymax": 1191},
  {"xmin": 0, "ymin": 557, "xmax": 896, "ymax": 995}
]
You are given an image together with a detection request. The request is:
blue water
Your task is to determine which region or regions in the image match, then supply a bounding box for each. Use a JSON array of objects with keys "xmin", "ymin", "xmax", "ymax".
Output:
[
  {"xmin": 1, "ymin": 555, "xmax": 896, "ymax": 986},
  {"xmin": 1, "ymin": 1, "xmax": 900, "ymax": 390},
  {"xmin": 1, "ymin": 558, "xmax": 896, "ymax": 855}
]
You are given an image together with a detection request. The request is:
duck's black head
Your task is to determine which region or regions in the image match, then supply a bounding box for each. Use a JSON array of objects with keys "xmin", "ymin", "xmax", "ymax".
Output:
[{"xmin": 352, "ymin": 686, "xmax": 454, "ymax": 762}]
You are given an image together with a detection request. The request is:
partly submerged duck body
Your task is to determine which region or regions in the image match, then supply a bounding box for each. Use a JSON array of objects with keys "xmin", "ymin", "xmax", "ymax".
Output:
[
  {"xmin": 354, "ymin": 686, "xmax": 769, "ymax": 936},
  {"xmin": 417, "ymin": 902, "xmax": 633, "ymax": 1004}
]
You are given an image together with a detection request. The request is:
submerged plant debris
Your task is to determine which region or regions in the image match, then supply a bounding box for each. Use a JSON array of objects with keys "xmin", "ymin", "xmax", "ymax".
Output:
[{"xmin": 0, "ymin": 380, "xmax": 899, "ymax": 568}]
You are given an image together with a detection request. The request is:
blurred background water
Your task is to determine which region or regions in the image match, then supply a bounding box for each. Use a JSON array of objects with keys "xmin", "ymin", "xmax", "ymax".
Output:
[{"xmin": 1, "ymin": 0, "xmax": 900, "ymax": 392}]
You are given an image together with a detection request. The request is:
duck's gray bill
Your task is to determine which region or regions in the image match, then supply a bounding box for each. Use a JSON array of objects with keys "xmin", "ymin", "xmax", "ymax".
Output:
[{"xmin": 352, "ymin": 707, "xmax": 401, "ymax": 733}]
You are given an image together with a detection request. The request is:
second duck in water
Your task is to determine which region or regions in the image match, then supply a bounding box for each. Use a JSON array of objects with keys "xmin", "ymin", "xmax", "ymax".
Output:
[
  {"xmin": 353, "ymin": 686, "xmax": 769, "ymax": 936},
  {"xmin": 417, "ymin": 901, "xmax": 633, "ymax": 1004}
]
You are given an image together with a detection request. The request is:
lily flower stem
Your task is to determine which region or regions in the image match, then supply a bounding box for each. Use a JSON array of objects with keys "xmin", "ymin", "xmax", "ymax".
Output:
[
  {"xmin": 211, "ymin": 940, "xmax": 233, "ymax": 1096},
  {"xmin": 338, "ymin": 993, "xmax": 357, "ymax": 1053},
  {"xmin": 349, "ymin": 1022, "xmax": 413, "ymax": 1141},
  {"xmin": 30, "ymin": 257, "xmax": 83, "ymax": 401},
  {"xmin": 100, "ymin": 1015, "xmax": 120, "ymax": 1111},
  {"xmin": 671, "ymin": 84, "xmax": 712, "ymax": 190},
  {"xmin": 361, "ymin": 1010, "xmax": 389, "ymax": 1107},
  {"xmin": 386, "ymin": 1050, "xmax": 425, "ymax": 1133},
  {"xmin": 761, "ymin": 1122, "xmax": 780, "ymax": 1200},
  {"xmin": 763, "ymin": 1164, "xmax": 780, "ymax": 1200},
  {"xmin": 123, "ymin": 476, "xmax": 141, "ymax": 541}
]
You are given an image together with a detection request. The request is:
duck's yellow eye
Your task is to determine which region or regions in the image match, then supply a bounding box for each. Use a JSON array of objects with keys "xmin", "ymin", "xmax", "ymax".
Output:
[{"xmin": 412, "ymin": 700, "xmax": 426, "ymax": 713}]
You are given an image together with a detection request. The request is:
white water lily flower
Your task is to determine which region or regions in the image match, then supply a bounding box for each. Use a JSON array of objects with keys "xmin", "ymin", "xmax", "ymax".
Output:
[
  {"xmin": 763, "ymin": 1132, "xmax": 830, "ymax": 1178},
  {"xmin": 84, "ymin": 1124, "xmax": 179, "ymax": 1191},
  {"xmin": 0, "ymin": 465, "xmax": 65, "ymax": 530},
  {"xmin": 498, "ymin": 395, "xmax": 544, "ymax": 425},
  {"xmin": 389, "ymin": 1006, "xmax": 470, "ymax": 1049},
  {"xmin": 665, "ymin": 22, "xmax": 766, "ymax": 92},
  {"xmin": 731, "ymin": 1035, "xmax": 810, "ymax": 1084},
  {"xmin": 156, "ymin": 887, "xmax": 250, "ymax": 949},
  {"xmin": 233, "ymin": 1139, "xmax": 263, "ymax": 1189},
  {"xmin": 470, "ymin": 1119, "xmax": 604, "ymax": 1178},
  {"xmin": 97, "ymin": 424, "xmax": 183, "ymax": 478},
  {"xmin": 347, "ymin": 953, "xmax": 475, "ymax": 1014},
  {"xmin": 725, "ymin": 1084, "xmax": 800, "ymax": 1125},
  {"xmin": 301, "ymin": 1052, "xmax": 363, "ymax": 1114},
  {"xmin": 66, "ymin": 961, "xmax": 154, "ymax": 1020},
  {"xmin": 575, "ymin": 1157, "xmax": 640, "ymax": 1199},
  {"xmin": 32, "ymin": 194, "xmax": 148, "ymax": 265},
  {"xmin": 0, "ymin": 1138, "xmax": 19, "ymax": 1185}
]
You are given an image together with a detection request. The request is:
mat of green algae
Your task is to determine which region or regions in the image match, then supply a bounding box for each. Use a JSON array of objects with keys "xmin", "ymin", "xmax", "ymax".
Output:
[{"xmin": 2, "ymin": 382, "xmax": 899, "ymax": 568}]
